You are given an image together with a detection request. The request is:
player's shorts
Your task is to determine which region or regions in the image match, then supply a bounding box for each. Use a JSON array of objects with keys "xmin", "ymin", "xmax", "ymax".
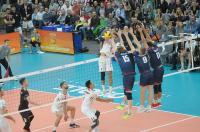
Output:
[
  {"xmin": 98, "ymin": 56, "xmax": 113, "ymax": 72},
  {"xmin": 20, "ymin": 110, "xmax": 34, "ymax": 122},
  {"xmin": 153, "ymin": 67, "xmax": 164, "ymax": 84},
  {"xmin": 81, "ymin": 108, "xmax": 97, "ymax": 121},
  {"xmin": 140, "ymin": 71, "xmax": 154, "ymax": 86},
  {"xmin": 123, "ymin": 74, "xmax": 134, "ymax": 100},
  {"xmin": 51, "ymin": 108, "xmax": 64, "ymax": 116},
  {"xmin": 22, "ymin": 20, "xmax": 34, "ymax": 29},
  {"xmin": 0, "ymin": 117, "xmax": 11, "ymax": 132}
]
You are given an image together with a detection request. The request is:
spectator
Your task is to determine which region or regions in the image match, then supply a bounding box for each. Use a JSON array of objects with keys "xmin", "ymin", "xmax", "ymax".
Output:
[
  {"xmin": 50, "ymin": 10, "xmax": 58, "ymax": 25},
  {"xmin": 99, "ymin": 2, "xmax": 105, "ymax": 17},
  {"xmin": 65, "ymin": 9, "xmax": 72, "ymax": 25},
  {"xmin": 160, "ymin": 0, "xmax": 168, "ymax": 13},
  {"xmin": 92, "ymin": 1, "xmax": 100, "ymax": 15},
  {"xmin": 36, "ymin": 6, "xmax": 45, "ymax": 28},
  {"xmin": 20, "ymin": 0, "xmax": 34, "ymax": 38},
  {"xmin": 43, "ymin": 7, "xmax": 52, "ymax": 26},
  {"xmin": 116, "ymin": 3, "xmax": 126, "ymax": 20},
  {"xmin": 49, "ymin": 0, "xmax": 59, "ymax": 12},
  {"xmin": 184, "ymin": 15, "xmax": 200, "ymax": 34},
  {"xmin": 105, "ymin": 2, "xmax": 113, "ymax": 17},
  {"xmin": 57, "ymin": 9, "xmax": 66, "ymax": 24},
  {"xmin": 83, "ymin": 2, "xmax": 93, "ymax": 14},
  {"xmin": 4, "ymin": 8, "xmax": 15, "ymax": 33},
  {"xmin": 72, "ymin": 1, "xmax": 81, "ymax": 16},
  {"xmin": 107, "ymin": 13, "xmax": 117, "ymax": 28},
  {"xmin": 32, "ymin": 8, "xmax": 39, "ymax": 27},
  {"xmin": 90, "ymin": 11, "xmax": 100, "ymax": 30}
]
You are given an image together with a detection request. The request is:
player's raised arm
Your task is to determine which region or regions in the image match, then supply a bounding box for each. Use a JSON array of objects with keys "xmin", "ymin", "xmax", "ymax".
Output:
[
  {"xmin": 138, "ymin": 27, "xmax": 148, "ymax": 49},
  {"xmin": 130, "ymin": 27, "xmax": 142, "ymax": 50},
  {"xmin": 123, "ymin": 30, "xmax": 135, "ymax": 53},
  {"xmin": 117, "ymin": 29, "xmax": 125, "ymax": 46},
  {"xmin": 142, "ymin": 24, "xmax": 152, "ymax": 42}
]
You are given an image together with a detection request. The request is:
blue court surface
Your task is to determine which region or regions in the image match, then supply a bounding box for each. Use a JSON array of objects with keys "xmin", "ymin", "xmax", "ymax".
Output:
[{"xmin": 4, "ymin": 52, "xmax": 200, "ymax": 117}]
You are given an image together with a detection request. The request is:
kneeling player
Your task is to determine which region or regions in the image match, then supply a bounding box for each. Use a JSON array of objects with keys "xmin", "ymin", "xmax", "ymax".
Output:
[
  {"xmin": 51, "ymin": 81, "xmax": 79, "ymax": 132},
  {"xmin": 81, "ymin": 80, "xmax": 113, "ymax": 132}
]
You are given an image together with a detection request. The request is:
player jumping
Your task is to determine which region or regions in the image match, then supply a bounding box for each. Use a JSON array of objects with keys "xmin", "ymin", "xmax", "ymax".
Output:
[
  {"xmin": 51, "ymin": 81, "xmax": 79, "ymax": 132},
  {"xmin": 142, "ymin": 26, "xmax": 164, "ymax": 108},
  {"xmin": 0, "ymin": 87, "xmax": 15, "ymax": 132},
  {"xmin": 81, "ymin": 80, "xmax": 113, "ymax": 132},
  {"xmin": 18, "ymin": 78, "xmax": 39, "ymax": 132},
  {"xmin": 114, "ymin": 29, "xmax": 136, "ymax": 119}
]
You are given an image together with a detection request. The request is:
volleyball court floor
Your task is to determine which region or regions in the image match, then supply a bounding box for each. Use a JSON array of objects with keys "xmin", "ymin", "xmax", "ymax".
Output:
[{"xmin": 3, "ymin": 53, "xmax": 200, "ymax": 132}]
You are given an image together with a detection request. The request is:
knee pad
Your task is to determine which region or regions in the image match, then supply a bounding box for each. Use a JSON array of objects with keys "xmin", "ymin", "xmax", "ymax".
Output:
[
  {"xmin": 158, "ymin": 84, "xmax": 162, "ymax": 93},
  {"xmin": 101, "ymin": 72, "xmax": 105, "ymax": 81},
  {"xmin": 153, "ymin": 85, "xmax": 159, "ymax": 94},
  {"xmin": 126, "ymin": 92, "xmax": 132, "ymax": 100},
  {"xmin": 95, "ymin": 111, "xmax": 100, "ymax": 119},
  {"xmin": 91, "ymin": 119, "xmax": 99, "ymax": 129}
]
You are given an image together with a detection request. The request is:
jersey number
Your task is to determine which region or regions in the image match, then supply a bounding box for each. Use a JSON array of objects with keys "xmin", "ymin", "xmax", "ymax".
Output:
[
  {"xmin": 156, "ymin": 52, "xmax": 160, "ymax": 59},
  {"xmin": 142, "ymin": 56, "xmax": 148, "ymax": 63},
  {"xmin": 122, "ymin": 55, "xmax": 130, "ymax": 63}
]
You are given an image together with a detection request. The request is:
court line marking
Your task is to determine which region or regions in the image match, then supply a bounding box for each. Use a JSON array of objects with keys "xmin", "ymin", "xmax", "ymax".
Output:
[
  {"xmin": 32, "ymin": 108, "xmax": 119, "ymax": 132},
  {"xmin": 140, "ymin": 116, "xmax": 195, "ymax": 132}
]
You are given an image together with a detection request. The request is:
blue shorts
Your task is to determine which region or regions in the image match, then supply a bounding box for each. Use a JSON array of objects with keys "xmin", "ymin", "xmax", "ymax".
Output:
[
  {"xmin": 153, "ymin": 67, "xmax": 164, "ymax": 84},
  {"xmin": 140, "ymin": 71, "xmax": 154, "ymax": 86},
  {"xmin": 123, "ymin": 74, "xmax": 135, "ymax": 92}
]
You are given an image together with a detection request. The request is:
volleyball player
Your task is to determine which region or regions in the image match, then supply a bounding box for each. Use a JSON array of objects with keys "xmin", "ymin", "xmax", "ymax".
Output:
[
  {"xmin": 0, "ymin": 87, "xmax": 15, "ymax": 132},
  {"xmin": 129, "ymin": 26, "xmax": 154, "ymax": 112},
  {"xmin": 99, "ymin": 31, "xmax": 116, "ymax": 94},
  {"xmin": 142, "ymin": 26, "xmax": 164, "ymax": 108},
  {"xmin": 18, "ymin": 78, "xmax": 38, "ymax": 132},
  {"xmin": 114, "ymin": 29, "xmax": 135, "ymax": 119},
  {"xmin": 81, "ymin": 80, "xmax": 113, "ymax": 132},
  {"xmin": 51, "ymin": 81, "xmax": 79, "ymax": 132}
]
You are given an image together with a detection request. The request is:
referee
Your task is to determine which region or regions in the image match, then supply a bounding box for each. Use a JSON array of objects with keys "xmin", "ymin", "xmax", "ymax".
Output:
[
  {"xmin": 18, "ymin": 78, "xmax": 38, "ymax": 132},
  {"xmin": 0, "ymin": 40, "xmax": 14, "ymax": 81}
]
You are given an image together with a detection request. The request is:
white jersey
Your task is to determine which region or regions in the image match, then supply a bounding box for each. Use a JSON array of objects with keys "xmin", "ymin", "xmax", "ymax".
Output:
[
  {"xmin": 0, "ymin": 99, "xmax": 11, "ymax": 132},
  {"xmin": 100, "ymin": 42, "xmax": 114, "ymax": 57},
  {"xmin": 51, "ymin": 91, "xmax": 68, "ymax": 113}
]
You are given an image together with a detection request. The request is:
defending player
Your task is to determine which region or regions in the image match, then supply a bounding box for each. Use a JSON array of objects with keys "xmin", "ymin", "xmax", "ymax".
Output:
[
  {"xmin": 128, "ymin": 26, "xmax": 154, "ymax": 112},
  {"xmin": 142, "ymin": 26, "xmax": 164, "ymax": 108},
  {"xmin": 114, "ymin": 29, "xmax": 135, "ymax": 119},
  {"xmin": 0, "ymin": 87, "xmax": 15, "ymax": 132},
  {"xmin": 81, "ymin": 80, "xmax": 113, "ymax": 132},
  {"xmin": 18, "ymin": 78, "xmax": 38, "ymax": 132},
  {"xmin": 99, "ymin": 31, "xmax": 116, "ymax": 94},
  {"xmin": 51, "ymin": 81, "xmax": 79, "ymax": 132}
]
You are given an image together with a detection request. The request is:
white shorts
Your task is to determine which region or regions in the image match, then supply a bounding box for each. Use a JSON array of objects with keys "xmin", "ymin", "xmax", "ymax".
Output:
[
  {"xmin": 14, "ymin": 27, "xmax": 23, "ymax": 35},
  {"xmin": 51, "ymin": 107, "xmax": 64, "ymax": 116},
  {"xmin": 82, "ymin": 108, "xmax": 97, "ymax": 121},
  {"xmin": 22, "ymin": 20, "xmax": 34, "ymax": 29},
  {"xmin": 98, "ymin": 56, "xmax": 113, "ymax": 72},
  {"xmin": 0, "ymin": 118, "xmax": 11, "ymax": 132}
]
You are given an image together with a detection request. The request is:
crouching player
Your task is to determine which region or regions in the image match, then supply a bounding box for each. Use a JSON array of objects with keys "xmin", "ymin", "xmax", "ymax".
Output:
[
  {"xmin": 51, "ymin": 81, "xmax": 79, "ymax": 132},
  {"xmin": 81, "ymin": 80, "xmax": 113, "ymax": 132}
]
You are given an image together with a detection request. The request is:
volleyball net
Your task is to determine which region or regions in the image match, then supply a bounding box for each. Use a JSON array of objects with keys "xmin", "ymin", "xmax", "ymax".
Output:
[{"xmin": 0, "ymin": 34, "xmax": 200, "ymax": 118}]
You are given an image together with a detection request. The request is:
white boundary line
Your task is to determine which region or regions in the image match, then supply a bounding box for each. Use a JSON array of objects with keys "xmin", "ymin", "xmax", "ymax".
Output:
[
  {"xmin": 32, "ymin": 108, "xmax": 119, "ymax": 132},
  {"xmin": 140, "ymin": 116, "xmax": 195, "ymax": 132}
]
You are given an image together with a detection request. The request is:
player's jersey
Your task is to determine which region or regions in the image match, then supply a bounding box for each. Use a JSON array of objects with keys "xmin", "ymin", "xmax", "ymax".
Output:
[
  {"xmin": 147, "ymin": 45, "xmax": 162, "ymax": 69},
  {"xmin": 51, "ymin": 91, "xmax": 68, "ymax": 112},
  {"xmin": 0, "ymin": 99, "xmax": 6, "ymax": 116},
  {"xmin": 133, "ymin": 51, "xmax": 151, "ymax": 74},
  {"xmin": 100, "ymin": 42, "xmax": 114, "ymax": 57},
  {"xmin": 81, "ymin": 90, "xmax": 97, "ymax": 112},
  {"xmin": 115, "ymin": 50, "xmax": 135, "ymax": 76},
  {"xmin": 18, "ymin": 88, "xmax": 29, "ymax": 110}
]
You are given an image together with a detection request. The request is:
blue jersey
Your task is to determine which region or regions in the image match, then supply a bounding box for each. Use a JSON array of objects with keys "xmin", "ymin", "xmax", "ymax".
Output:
[
  {"xmin": 115, "ymin": 51, "xmax": 135, "ymax": 76},
  {"xmin": 133, "ymin": 51, "xmax": 151, "ymax": 74},
  {"xmin": 147, "ymin": 45, "xmax": 162, "ymax": 69}
]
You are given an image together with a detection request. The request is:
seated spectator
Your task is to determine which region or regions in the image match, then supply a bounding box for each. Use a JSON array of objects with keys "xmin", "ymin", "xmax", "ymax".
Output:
[
  {"xmin": 72, "ymin": 1, "xmax": 81, "ymax": 16},
  {"xmin": 107, "ymin": 13, "xmax": 117, "ymax": 28},
  {"xmin": 92, "ymin": 1, "xmax": 100, "ymax": 15},
  {"xmin": 105, "ymin": 2, "xmax": 114, "ymax": 17},
  {"xmin": 50, "ymin": 10, "xmax": 58, "ymax": 25},
  {"xmin": 32, "ymin": 8, "xmax": 39, "ymax": 27},
  {"xmin": 43, "ymin": 7, "xmax": 52, "ymax": 26},
  {"xmin": 184, "ymin": 15, "xmax": 200, "ymax": 34},
  {"xmin": 116, "ymin": 3, "xmax": 126, "ymax": 20},
  {"xmin": 57, "ymin": 9, "xmax": 66, "ymax": 24},
  {"xmin": 83, "ymin": 2, "xmax": 93, "ymax": 14},
  {"xmin": 99, "ymin": 2, "xmax": 105, "ymax": 17},
  {"xmin": 90, "ymin": 11, "xmax": 100, "ymax": 30},
  {"xmin": 4, "ymin": 8, "xmax": 15, "ymax": 33},
  {"xmin": 65, "ymin": 9, "xmax": 72, "ymax": 25},
  {"xmin": 36, "ymin": 6, "xmax": 45, "ymax": 28},
  {"xmin": 49, "ymin": 0, "xmax": 59, "ymax": 12}
]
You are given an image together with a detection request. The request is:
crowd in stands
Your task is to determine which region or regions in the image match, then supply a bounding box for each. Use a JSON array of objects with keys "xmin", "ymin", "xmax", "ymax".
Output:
[{"xmin": 0, "ymin": 0, "xmax": 200, "ymax": 70}]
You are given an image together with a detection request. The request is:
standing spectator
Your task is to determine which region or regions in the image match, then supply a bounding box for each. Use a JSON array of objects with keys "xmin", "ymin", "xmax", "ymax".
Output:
[
  {"xmin": 4, "ymin": 8, "xmax": 15, "ymax": 33},
  {"xmin": 20, "ymin": 0, "xmax": 34, "ymax": 38},
  {"xmin": 0, "ymin": 40, "xmax": 14, "ymax": 81}
]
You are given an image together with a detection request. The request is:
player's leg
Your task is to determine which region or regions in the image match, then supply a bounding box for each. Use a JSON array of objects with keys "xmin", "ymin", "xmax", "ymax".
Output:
[
  {"xmin": 99, "ymin": 58, "xmax": 106, "ymax": 93},
  {"xmin": 52, "ymin": 112, "xmax": 63, "ymax": 132},
  {"xmin": 179, "ymin": 50, "xmax": 185, "ymax": 71},
  {"xmin": 21, "ymin": 111, "xmax": 34, "ymax": 132},
  {"xmin": 106, "ymin": 58, "xmax": 113, "ymax": 94},
  {"xmin": 90, "ymin": 111, "xmax": 100, "ymax": 132},
  {"xmin": 101, "ymin": 72, "xmax": 106, "ymax": 93},
  {"xmin": 66, "ymin": 106, "xmax": 80, "ymax": 128},
  {"xmin": 152, "ymin": 84, "xmax": 159, "ymax": 108},
  {"xmin": 0, "ymin": 119, "xmax": 11, "ymax": 132},
  {"xmin": 108, "ymin": 71, "xmax": 113, "ymax": 94},
  {"xmin": 146, "ymin": 85, "xmax": 153, "ymax": 112},
  {"xmin": 138, "ymin": 85, "xmax": 146, "ymax": 113}
]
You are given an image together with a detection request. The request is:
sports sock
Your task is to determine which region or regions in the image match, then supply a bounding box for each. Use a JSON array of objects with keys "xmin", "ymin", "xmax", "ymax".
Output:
[{"xmin": 52, "ymin": 127, "xmax": 57, "ymax": 131}]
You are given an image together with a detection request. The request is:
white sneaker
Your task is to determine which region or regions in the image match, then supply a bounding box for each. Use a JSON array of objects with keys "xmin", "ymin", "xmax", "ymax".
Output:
[
  {"xmin": 37, "ymin": 51, "xmax": 44, "ymax": 54},
  {"xmin": 137, "ymin": 106, "xmax": 146, "ymax": 113},
  {"xmin": 178, "ymin": 67, "xmax": 184, "ymax": 71},
  {"xmin": 145, "ymin": 105, "xmax": 152, "ymax": 113},
  {"xmin": 102, "ymin": 88, "xmax": 106, "ymax": 94}
]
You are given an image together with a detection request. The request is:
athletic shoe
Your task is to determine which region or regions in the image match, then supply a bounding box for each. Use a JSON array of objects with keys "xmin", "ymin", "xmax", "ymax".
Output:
[
  {"xmin": 122, "ymin": 112, "xmax": 132, "ymax": 120},
  {"xmin": 137, "ymin": 106, "xmax": 146, "ymax": 113},
  {"xmin": 157, "ymin": 102, "xmax": 162, "ymax": 107},
  {"xmin": 151, "ymin": 103, "xmax": 159, "ymax": 108},
  {"xmin": 37, "ymin": 51, "xmax": 44, "ymax": 54},
  {"xmin": 69, "ymin": 123, "xmax": 80, "ymax": 128},
  {"xmin": 145, "ymin": 106, "xmax": 152, "ymax": 113},
  {"xmin": 52, "ymin": 130, "xmax": 56, "ymax": 132},
  {"xmin": 0, "ymin": 82, "xmax": 4, "ymax": 86},
  {"xmin": 115, "ymin": 105, "xmax": 125, "ymax": 110}
]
